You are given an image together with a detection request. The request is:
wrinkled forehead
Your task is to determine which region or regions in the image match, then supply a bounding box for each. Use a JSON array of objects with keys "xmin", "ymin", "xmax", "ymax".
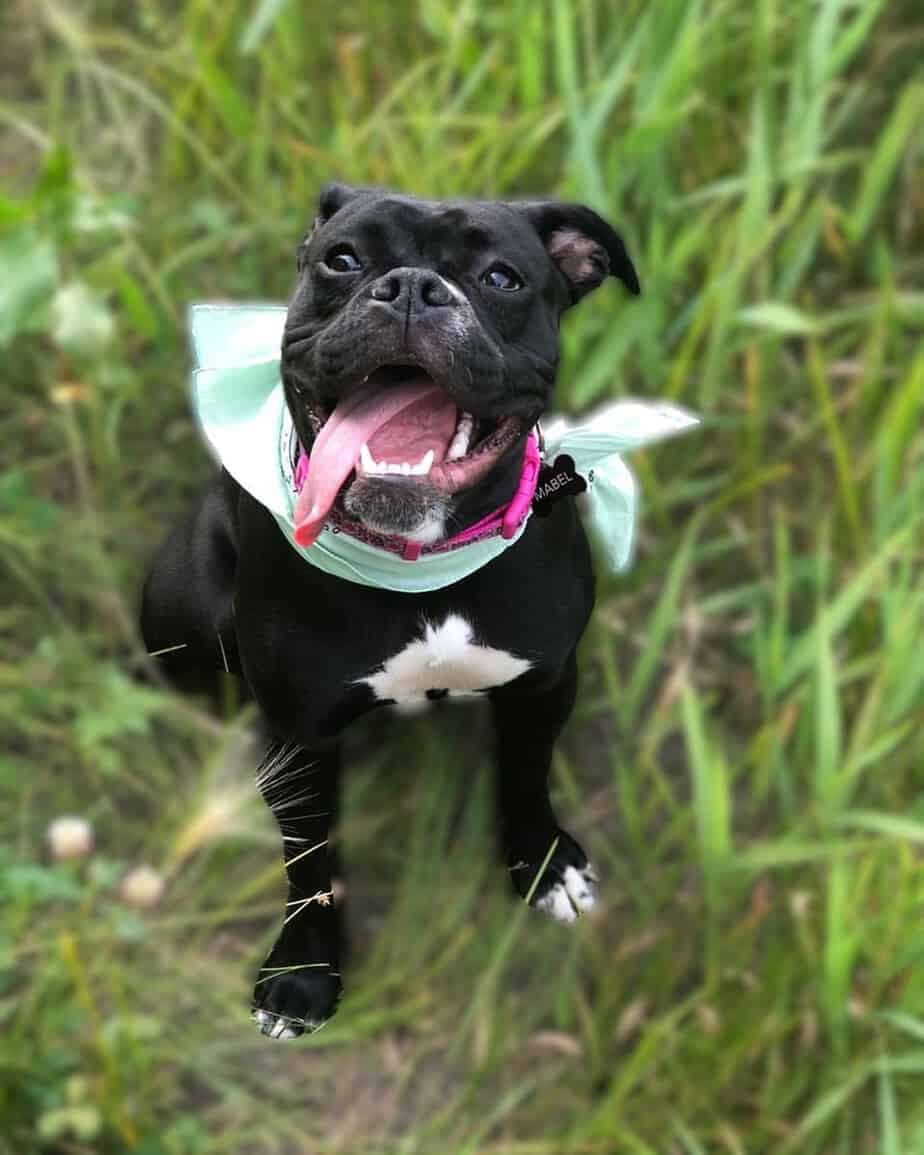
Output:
[{"xmin": 315, "ymin": 194, "xmax": 545, "ymax": 267}]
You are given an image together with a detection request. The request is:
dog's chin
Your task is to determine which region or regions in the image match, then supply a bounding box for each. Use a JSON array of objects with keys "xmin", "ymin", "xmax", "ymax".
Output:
[{"xmin": 342, "ymin": 477, "xmax": 450, "ymax": 543}]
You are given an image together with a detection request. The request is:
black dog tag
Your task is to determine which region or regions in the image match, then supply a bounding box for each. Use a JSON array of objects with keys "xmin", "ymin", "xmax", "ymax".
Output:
[{"xmin": 532, "ymin": 454, "xmax": 587, "ymax": 517}]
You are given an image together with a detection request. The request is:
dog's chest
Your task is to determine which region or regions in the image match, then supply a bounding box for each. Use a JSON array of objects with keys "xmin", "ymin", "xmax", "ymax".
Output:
[{"xmin": 356, "ymin": 613, "xmax": 531, "ymax": 704}]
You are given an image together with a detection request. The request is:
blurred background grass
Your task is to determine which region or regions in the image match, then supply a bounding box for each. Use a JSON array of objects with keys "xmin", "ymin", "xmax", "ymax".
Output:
[{"xmin": 1, "ymin": 0, "xmax": 923, "ymax": 1152}]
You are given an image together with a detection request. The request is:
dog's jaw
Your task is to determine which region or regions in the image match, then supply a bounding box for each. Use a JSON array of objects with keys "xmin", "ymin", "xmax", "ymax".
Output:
[{"xmin": 285, "ymin": 364, "xmax": 530, "ymax": 546}]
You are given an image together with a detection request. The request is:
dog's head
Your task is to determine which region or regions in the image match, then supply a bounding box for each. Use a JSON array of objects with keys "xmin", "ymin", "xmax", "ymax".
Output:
[{"xmin": 281, "ymin": 184, "xmax": 639, "ymax": 546}]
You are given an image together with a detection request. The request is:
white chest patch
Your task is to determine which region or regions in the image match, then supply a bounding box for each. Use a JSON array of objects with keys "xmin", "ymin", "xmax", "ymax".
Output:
[{"xmin": 357, "ymin": 614, "xmax": 531, "ymax": 704}]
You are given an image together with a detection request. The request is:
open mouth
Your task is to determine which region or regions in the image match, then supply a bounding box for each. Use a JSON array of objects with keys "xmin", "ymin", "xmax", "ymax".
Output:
[{"xmin": 293, "ymin": 365, "xmax": 522, "ymax": 547}]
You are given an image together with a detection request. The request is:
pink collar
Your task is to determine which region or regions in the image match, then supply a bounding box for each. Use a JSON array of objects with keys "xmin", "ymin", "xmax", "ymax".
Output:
[{"xmin": 293, "ymin": 433, "xmax": 541, "ymax": 562}]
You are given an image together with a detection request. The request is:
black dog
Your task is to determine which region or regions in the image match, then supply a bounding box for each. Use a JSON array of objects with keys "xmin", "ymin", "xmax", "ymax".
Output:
[{"xmin": 141, "ymin": 184, "xmax": 640, "ymax": 1039}]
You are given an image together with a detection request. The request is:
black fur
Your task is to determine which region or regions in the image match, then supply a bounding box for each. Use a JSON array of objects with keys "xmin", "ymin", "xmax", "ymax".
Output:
[{"xmin": 141, "ymin": 186, "xmax": 639, "ymax": 1037}]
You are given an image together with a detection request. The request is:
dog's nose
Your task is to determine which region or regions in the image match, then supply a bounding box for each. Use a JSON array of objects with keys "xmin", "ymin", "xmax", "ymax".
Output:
[{"xmin": 370, "ymin": 267, "xmax": 455, "ymax": 314}]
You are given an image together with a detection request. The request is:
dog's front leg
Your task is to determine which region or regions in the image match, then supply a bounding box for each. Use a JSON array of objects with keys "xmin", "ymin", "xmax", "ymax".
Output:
[
  {"xmin": 251, "ymin": 739, "xmax": 343, "ymax": 1039},
  {"xmin": 491, "ymin": 653, "xmax": 598, "ymax": 925}
]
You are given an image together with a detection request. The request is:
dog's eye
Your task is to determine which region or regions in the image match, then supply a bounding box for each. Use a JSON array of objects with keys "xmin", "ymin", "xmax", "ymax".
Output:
[
  {"xmin": 323, "ymin": 246, "xmax": 362, "ymax": 274},
  {"xmin": 481, "ymin": 263, "xmax": 523, "ymax": 291}
]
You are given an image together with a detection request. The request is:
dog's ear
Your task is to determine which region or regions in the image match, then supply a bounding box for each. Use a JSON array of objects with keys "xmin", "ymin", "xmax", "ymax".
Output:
[
  {"xmin": 298, "ymin": 183, "xmax": 361, "ymax": 268},
  {"xmin": 317, "ymin": 181, "xmax": 360, "ymax": 223},
  {"xmin": 514, "ymin": 201, "xmax": 640, "ymax": 304}
]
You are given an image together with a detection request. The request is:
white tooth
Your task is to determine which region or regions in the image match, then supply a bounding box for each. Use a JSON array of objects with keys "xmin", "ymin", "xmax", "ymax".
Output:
[
  {"xmin": 400, "ymin": 462, "xmax": 411, "ymax": 475},
  {"xmin": 360, "ymin": 443, "xmax": 376, "ymax": 474},
  {"xmin": 387, "ymin": 463, "xmax": 403, "ymax": 474},
  {"xmin": 447, "ymin": 413, "xmax": 474, "ymax": 461},
  {"xmin": 419, "ymin": 449, "xmax": 434, "ymax": 474}
]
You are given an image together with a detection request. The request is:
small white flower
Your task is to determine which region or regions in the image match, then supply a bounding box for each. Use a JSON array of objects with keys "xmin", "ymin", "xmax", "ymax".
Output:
[
  {"xmin": 119, "ymin": 865, "xmax": 165, "ymax": 908},
  {"xmin": 788, "ymin": 890, "xmax": 814, "ymax": 920},
  {"xmin": 51, "ymin": 282, "xmax": 114, "ymax": 354},
  {"xmin": 47, "ymin": 816, "xmax": 94, "ymax": 861}
]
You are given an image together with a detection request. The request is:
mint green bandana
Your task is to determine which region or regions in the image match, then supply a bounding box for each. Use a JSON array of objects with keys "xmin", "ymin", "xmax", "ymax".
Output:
[{"xmin": 190, "ymin": 303, "xmax": 698, "ymax": 592}]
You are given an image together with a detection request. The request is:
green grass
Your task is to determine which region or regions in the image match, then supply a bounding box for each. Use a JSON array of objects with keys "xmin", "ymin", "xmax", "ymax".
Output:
[{"xmin": 1, "ymin": 0, "xmax": 923, "ymax": 1151}]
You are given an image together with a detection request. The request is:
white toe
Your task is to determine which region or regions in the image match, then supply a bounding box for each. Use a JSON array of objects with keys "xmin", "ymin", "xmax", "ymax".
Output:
[
  {"xmin": 253, "ymin": 1008, "xmax": 301, "ymax": 1040},
  {"xmin": 563, "ymin": 864, "xmax": 597, "ymax": 914},
  {"xmin": 535, "ymin": 882, "xmax": 578, "ymax": 924},
  {"xmin": 534, "ymin": 863, "xmax": 598, "ymax": 925}
]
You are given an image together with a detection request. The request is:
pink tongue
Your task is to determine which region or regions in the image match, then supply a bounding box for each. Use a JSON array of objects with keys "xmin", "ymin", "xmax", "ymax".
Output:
[{"xmin": 293, "ymin": 380, "xmax": 456, "ymax": 547}]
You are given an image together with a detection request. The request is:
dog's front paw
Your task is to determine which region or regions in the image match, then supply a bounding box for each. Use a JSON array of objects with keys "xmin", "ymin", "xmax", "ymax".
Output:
[
  {"xmin": 509, "ymin": 829, "xmax": 599, "ymax": 926},
  {"xmin": 251, "ymin": 965, "xmax": 342, "ymax": 1040}
]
